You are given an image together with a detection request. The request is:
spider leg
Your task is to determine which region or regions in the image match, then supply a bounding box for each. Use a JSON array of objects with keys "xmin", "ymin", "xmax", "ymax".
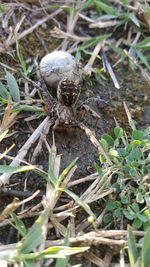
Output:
[
  {"xmin": 78, "ymin": 122, "xmax": 113, "ymax": 166},
  {"xmin": 81, "ymin": 104, "xmax": 101, "ymax": 119},
  {"xmin": 39, "ymin": 77, "xmax": 55, "ymax": 115}
]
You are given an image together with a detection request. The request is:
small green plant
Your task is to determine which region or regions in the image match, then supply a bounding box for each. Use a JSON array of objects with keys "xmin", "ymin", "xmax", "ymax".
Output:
[
  {"xmin": 35, "ymin": 153, "xmax": 95, "ymax": 220},
  {"xmin": 0, "ymin": 71, "xmax": 43, "ymax": 116},
  {"xmin": 127, "ymin": 225, "xmax": 150, "ymax": 267},
  {"xmin": 16, "ymin": 40, "xmax": 35, "ymax": 77},
  {"xmin": 0, "ymin": 210, "xmax": 88, "ymax": 266},
  {"xmin": 96, "ymin": 124, "xmax": 150, "ymax": 230}
]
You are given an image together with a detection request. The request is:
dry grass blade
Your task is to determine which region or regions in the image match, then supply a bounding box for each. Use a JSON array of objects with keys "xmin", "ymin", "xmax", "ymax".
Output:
[
  {"xmin": 79, "ymin": 122, "xmax": 113, "ymax": 166},
  {"xmin": 79, "ymin": 168, "xmax": 116, "ymax": 203},
  {"xmin": 101, "ymin": 51, "xmax": 120, "ymax": 89},
  {"xmin": 0, "ymin": 190, "xmax": 40, "ymax": 222},
  {"xmin": 84, "ymin": 251, "xmax": 108, "ymax": 267},
  {"xmin": 84, "ymin": 41, "xmax": 104, "ymax": 75},
  {"xmin": 0, "ymin": 97, "xmax": 19, "ymax": 135},
  {"xmin": 50, "ymin": 26, "xmax": 91, "ymax": 42}
]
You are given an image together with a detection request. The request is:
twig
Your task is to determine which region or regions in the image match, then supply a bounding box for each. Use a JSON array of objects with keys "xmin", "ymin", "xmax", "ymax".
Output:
[{"xmin": 45, "ymin": 229, "xmax": 144, "ymax": 247}]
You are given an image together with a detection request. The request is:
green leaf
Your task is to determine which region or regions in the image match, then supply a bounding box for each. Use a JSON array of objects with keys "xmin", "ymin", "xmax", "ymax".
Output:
[
  {"xmin": 123, "ymin": 210, "xmax": 134, "ymax": 220},
  {"xmin": 114, "ymin": 201, "xmax": 122, "ymax": 209},
  {"xmin": 10, "ymin": 213, "xmax": 27, "ymax": 237},
  {"xmin": 0, "ymin": 82, "xmax": 9, "ymax": 99},
  {"xmin": 94, "ymin": 162, "xmax": 103, "ymax": 177},
  {"xmin": 145, "ymin": 196, "xmax": 150, "ymax": 208},
  {"xmin": 18, "ymin": 209, "xmax": 48, "ymax": 254},
  {"xmin": 121, "ymin": 0, "xmax": 129, "ymax": 4},
  {"xmin": 114, "ymin": 208, "xmax": 122, "ymax": 218},
  {"xmin": 132, "ymin": 218, "xmax": 142, "ymax": 229},
  {"xmin": 141, "ymin": 227, "xmax": 150, "ymax": 267},
  {"xmin": 131, "ymin": 203, "xmax": 139, "ymax": 213},
  {"xmin": 6, "ymin": 71, "xmax": 20, "ymax": 102},
  {"xmin": 55, "ymin": 225, "xmax": 71, "ymax": 267},
  {"xmin": 0, "ymin": 165, "xmax": 35, "ymax": 174},
  {"xmin": 109, "ymin": 148, "xmax": 119, "ymax": 157},
  {"xmin": 129, "ymin": 168, "xmax": 137, "ymax": 177},
  {"xmin": 117, "ymin": 148, "xmax": 127, "ymax": 157},
  {"xmin": 135, "ymin": 49, "xmax": 150, "ymax": 70},
  {"xmin": 114, "ymin": 127, "xmax": 123, "ymax": 139},
  {"xmin": 60, "ymin": 188, "xmax": 95, "ymax": 219},
  {"xmin": 94, "ymin": 0, "xmax": 119, "ymax": 16},
  {"xmin": 125, "ymin": 13, "xmax": 140, "ymax": 27},
  {"xmin": 135, "ymin": 37, "xmax": 150, "ymax": 50},
  {"xmin": 132, "ymin": 130, "xmax": 144, "ymax": 140},
  {"xmin": 103, "ymin": 213, "xmax": 113, "ymax": 224},
  {"xmin": 102, "ymin": 134, "xmax": 114, "ymax": 145},
  {"xmin": 99, "ymin": 138, "xmax": 108, "ymax": 152},
  {"xmin": 136, "ymin": 193, "xmax": 144, "ymax": 204},
  {"xmin": 16, "ymin": 40, "xmax": 27, "ymax": 74},
  {"xmin": 127, "ymin": 226, "xmax": 139, "ymax": 267},
  {"xmin": 99, "ymin": 154, "xmax": 106, "ymax": 164},
  {"xmin": 137, "ymin": 214, "xmax": 148, "ymax": 223},
  {"xmin": 110, "ymin": 45, "xmax": 127, "ymax": 58},
  {"xmin": 73, "ymin": 34, "xmax": 111, "ymax": 52},
  {"xmin": 21, "ymin": 246, "xmax": 89, "ymax": 260},
  {"xmin": 106, "ymin": 200, "xmax": 115, "ymax": 211}
]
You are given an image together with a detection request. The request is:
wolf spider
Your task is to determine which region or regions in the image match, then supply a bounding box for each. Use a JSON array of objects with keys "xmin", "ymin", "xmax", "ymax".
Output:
[
  {"xmin": 41, "ymin": 77, "xmax": 100, "ymax": 130},
  {"xmin": 38, "ymin": 76, "xmax": 112, "ymax": 162}
]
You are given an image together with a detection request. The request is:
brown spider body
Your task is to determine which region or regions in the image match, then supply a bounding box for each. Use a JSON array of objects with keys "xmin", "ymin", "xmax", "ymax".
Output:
[{"xmin": 57, "ymin": 78, "xmax": 81, "ymax": 106}]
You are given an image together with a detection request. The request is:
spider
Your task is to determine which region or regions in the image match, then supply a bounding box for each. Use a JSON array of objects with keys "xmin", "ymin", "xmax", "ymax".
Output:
[
  {"xmin": 39, "ymin": 76, "xmax": 113, "ymax": 166},
  {"xmin": 40, "ymin": 77, "xmax": 101, "ymax": 132}
]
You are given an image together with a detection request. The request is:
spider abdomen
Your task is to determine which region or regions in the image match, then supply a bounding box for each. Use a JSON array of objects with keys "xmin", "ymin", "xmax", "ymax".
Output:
[{"xmin": 57, "ymin": 78, "xmax": 80, "ymax": 106}]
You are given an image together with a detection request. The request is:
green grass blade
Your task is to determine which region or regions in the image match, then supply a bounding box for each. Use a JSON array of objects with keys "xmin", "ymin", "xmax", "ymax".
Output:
[
  {"xmin": 74, "ymin": 34, "xmax": 111, "ymax": 52},
  {"xmin": 0, "ymin": 82, "xmax": 9, "ymax": 99},
  {"xmin": 6, "ymin": 71, "xmax": 20, "ymax": 102},
  {"xmin": 18, "ymin": 209, "xmax": 48, "ymax": 254},
  {"xmin": 16, "ymin": 40, "xmax": 27, "ymax": 74},
  {"xmin": 0, "ymin": 165, "xmax": 35, "ymax": 174},
  {"xmin": 21, "ymin": 246, "xmax": 89, "ymax": 260},
  {"xmin": 48, "ymin": 152, "xmax": 57, "ymax": 187},
  {"xmin": 94, "ymin": 0, "xmax": 119, "ymax": 16},
  {"xmin": 56, "ymin": 157, "xmax": 78, "ymax": 187},
  {"xmin": 59, "ymin": 188, "xmax": 95, "ymax": 219},
  {"xmin": 127, "ymin": 226, "xmax": 139, "ymax": 267},
  {"xmin": 55, "ymin": 224, "xmax": 71, "ymax": 267},
  {"xmin": 135, "ymin": 37, "xmax": 150, "ymax": 50},
  {"xmin": 135, "ymin": 49, "xmax": 150, "ymax": 70},
  {"xmin": 10, "ymin": 213, "xmax": 27, "ymax": 237},
  {"xmin": 141, "ymin": 226, "xmax": 150, "ymax": 267}
]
